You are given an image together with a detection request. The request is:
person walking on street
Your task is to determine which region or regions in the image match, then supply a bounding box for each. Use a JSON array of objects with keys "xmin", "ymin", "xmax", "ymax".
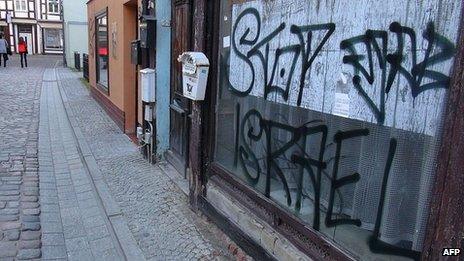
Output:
[
  {"xmin": 0, "ymin": 34, "xmax": 9, "ymax": 67},
  {"xmin": 18, "ymin": 37, "xmax": 28, "ymax": 68}
]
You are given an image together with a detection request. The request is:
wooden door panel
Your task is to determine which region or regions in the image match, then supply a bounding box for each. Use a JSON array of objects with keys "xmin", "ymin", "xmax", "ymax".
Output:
[{"xmin": 169, "ymin": 0, "xmax": 192, "ymax": 175}]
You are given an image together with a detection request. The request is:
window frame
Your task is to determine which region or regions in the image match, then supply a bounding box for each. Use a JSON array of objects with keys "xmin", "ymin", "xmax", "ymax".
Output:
[
  {"xmin": 47, "ymin": 0, "xmax": 60, "ymax": 14},
  {"xmin": 14, "ymin": 0, "xmax": 27, "ymax": 12},
  {"xmin": 43, "ymin": 28, "xmax": 63, "ymax": 50},
  {"xmin": 95, "ymin": 9, "xmax": 109, "ymax": 94}
]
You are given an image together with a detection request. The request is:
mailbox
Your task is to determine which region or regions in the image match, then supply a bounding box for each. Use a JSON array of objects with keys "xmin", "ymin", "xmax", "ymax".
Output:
[
  {"xmin": 139, "ymin": 15, "xmax": 156, "ymax": 49},
  {"xmin": 177, "ymin": 52, "xmax": 210, "ymax": 101},
  {"xmin": 131, "ymin": 40, "xmax": 141, "ymax": 65}
]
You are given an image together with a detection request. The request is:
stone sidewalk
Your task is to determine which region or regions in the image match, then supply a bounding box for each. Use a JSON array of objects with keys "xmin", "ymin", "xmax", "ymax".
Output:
[
  {"xmin": 38, "ymin": 69, "xmax": 131, "ymax": 261},
  {"xmin": 55, "ymin": 67, "xmax": 237, "ymax": 260}
]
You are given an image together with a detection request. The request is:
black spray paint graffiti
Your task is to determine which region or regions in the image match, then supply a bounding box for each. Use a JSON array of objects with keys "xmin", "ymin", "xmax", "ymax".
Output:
[
  {"xmin": 228, "ymin": 7, "xmax": 456, "ymax": 125},
  {"xmin": 341, "ymin": 22, "xmax": 456, "ymax": 124},
  {"xmin": 234, "ymin": 106, "xmax": 421, "ymax": 260},
  {"xmin": 229, "ymin": 8, "xmax": 335, "ymax": 106}
]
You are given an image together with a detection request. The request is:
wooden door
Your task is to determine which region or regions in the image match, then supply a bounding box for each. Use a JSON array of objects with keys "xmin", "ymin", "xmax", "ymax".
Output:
[{"xmin": 167, "ymin": 0, "xmax": 192, "ymax": 177}]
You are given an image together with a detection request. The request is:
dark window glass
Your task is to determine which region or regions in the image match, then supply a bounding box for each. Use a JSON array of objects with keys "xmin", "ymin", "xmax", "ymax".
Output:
[{"xmin": 96, "ymin": 12, "xmax": 109, "ymax": 91}]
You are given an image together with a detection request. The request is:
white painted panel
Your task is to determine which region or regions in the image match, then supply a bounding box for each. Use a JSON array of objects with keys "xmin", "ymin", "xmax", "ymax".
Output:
[
  {"xmin": 229, "ymin": 0, "xmax": 461, "ymax": 136},
  {"xmin": 15, "ymin": 12, "xmax": 27, "ymax": 18}
]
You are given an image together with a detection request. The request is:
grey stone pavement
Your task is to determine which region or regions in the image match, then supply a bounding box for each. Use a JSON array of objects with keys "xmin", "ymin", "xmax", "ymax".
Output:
[
  {"xmin": 1, "ymin": 56, "xmax": 243, "ymax": 260},
  {"xmin": 0, "ymin": 56, "xmax": 59, "ymax": 260}
]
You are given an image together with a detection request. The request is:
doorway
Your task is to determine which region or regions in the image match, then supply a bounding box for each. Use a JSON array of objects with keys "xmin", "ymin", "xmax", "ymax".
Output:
[
  {"xmin": 122, "ymin": 0, "xmax": 139, "ymax": 135},
  {"xmin": 167, "ymin": 0, "xmax": 192, "ymax": 177},
  {"xmin": 18, "ymin": 25, "xmax": 33, "ymax": 54}
]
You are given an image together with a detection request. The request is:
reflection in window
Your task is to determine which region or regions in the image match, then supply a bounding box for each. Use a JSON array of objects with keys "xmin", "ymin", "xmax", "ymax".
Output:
[
  {"xmin": 96, "ymin": 12, "xmax": 109, "ymax": 91},
  {"xmin": 44, "ymin": 29, "xmax": 62, "ymax": 50}
]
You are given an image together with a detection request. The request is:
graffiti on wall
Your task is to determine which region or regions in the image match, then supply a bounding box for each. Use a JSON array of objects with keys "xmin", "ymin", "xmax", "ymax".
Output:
[
  {"xmin": 227, "ymin": 2, "xmax": 458, "ymax": 136},
  {"xmin": 88, "ymin": 16, "xmax": 96, "ymax": 57},
  {"xmin": 111, "ymin": 22, "xmax": 118, "ymax": 59},
  {"xmin": 234, "ymin": 104, "xmax": 420, "ymax": 259},
  {"xmin": 219, "ymin": 0, "xmax": 461, "ymax": 260}
]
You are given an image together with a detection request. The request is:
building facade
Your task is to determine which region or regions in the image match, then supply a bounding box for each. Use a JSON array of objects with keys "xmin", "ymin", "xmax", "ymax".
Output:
[
  {"xmin": 62, "ymin": 0, "xmax": 88, "ymax": 67},
  {"xmin": 86, "ymin": 0, "xmax": 170, "ymax": 159},
  {"xmin": 86, "ymin": 0, "xmax": 464, "ymax": 260},
  {"xmin": 0, "ymin": 0, "xmax": 63, "ymax": 54}
]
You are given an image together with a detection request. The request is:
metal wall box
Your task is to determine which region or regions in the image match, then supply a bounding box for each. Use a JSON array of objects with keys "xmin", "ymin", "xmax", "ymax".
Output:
[{"xmin": 140, "ymin": 68, "xmax": 156, "ymax": 102}]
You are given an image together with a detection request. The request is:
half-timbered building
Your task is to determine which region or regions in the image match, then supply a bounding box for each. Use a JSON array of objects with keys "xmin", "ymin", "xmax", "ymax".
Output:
[{"xmin": 0, "ymin": 0, "xmax": 62, "ymax": 54}]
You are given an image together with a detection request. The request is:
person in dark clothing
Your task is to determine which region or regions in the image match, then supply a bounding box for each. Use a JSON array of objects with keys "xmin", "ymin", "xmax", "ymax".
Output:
[
  {"xmin": 0, "ymin": 34, "xmax": 9, "ymax": 67},
  {"xmin": 18, "ymin": 37, "xmax": 28, "ymax": 68}
]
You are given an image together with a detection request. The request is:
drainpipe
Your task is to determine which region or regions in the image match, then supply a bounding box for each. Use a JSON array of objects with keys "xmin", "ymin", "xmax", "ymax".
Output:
[{"xmin": 61, "ymin": 0, "xmax": 66, "ymax": 66}]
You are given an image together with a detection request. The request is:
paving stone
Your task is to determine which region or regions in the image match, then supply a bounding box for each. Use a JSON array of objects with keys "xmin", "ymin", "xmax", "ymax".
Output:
[
  {"xmin": 22, "ymin": 215, "xmax": 40, "ymax": 222},
  {"xmin": 42, "ymin": 245, "xmax": 67, "ymax": 259},
  {"xmin": 22, "ymin": 208, "xmax": 40, "ymax": 216},
  {"xmin": 21, "ymin": 231, "xmax": 41, "ymax": 240},
  {"xmin": 0, "ymin": 190, "xmax": 20, "ymax": 196},
  {"xmin": 0, "ymin": 215, "xmax": 19, "ymax": 222},
  {"xmin": 21, "ymin": 196, "xmax": 38, "ymax": 202},
  {"xmin": 22, "ymin": 222, "xmax": 41, "ymax": 231},
  {"xmin": 83, "ymin": 215, "xmax": 106, "ymax": 228},
  {"xmin": 17, "ymin": 249, "xmax": 42, "ymax": 259},
  {"xmin": 41, "ymin": 204, "xmax": 59, "ymax": 213},
  {"xmin": 0, "ymin": 241, "xmax": 17, "ymax": 257},
  {"xmin": 0, "ymin": 208, "xmax": 19, "ymax": 215},
  {"xmin": 18, "ymin": 240, "xmax": 41, "ymax": 249},
  {"xmin": 0, "ymin": 185, "xmax": 20, "ymax": 191},
  {"xmin": 0, "ymin": 221, "xmax": 21, "ymax": 230},
  {"xmin": 66, "ymin": 237, "xmax": 90, "ymax": 253},
  {"xmin": 23, "ymin": 190, "xmax": 39, "ymax": 196},
  {"xmin": 4, "ymin": 229, "xmax": 20, "ymax": 241},
  {"xmin": 21, "ymin": 202, "xmax": 40, "ymax": 209},
  {"xmin": 0, "ymin": 195, "xmax": 20, "ymax": 201},
  {"xmin": 67, "ymin": 249, "xmax": 94, "ymax": 261},
  {"xmin": 42, "ymin": 233, "xmax": 65, "ymax": 246}
]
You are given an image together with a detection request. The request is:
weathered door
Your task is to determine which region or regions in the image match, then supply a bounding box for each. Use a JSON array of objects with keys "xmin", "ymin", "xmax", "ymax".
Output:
[{"xmin": 167, "ymin": 0, "xmax": 192, "ymax": 176}]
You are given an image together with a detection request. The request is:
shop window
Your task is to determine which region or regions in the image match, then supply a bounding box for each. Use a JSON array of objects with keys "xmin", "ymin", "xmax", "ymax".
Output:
[
  {"xmin": 48, "ymin": 0, "xmax": 59, "ymax": 14},
  {"xmin": 44, "ymin": 28, "xmax": 62, "ymax": 49},
  {"xmin": 213, "ymin": 1, "xmax": 460, "ymax": 260},
  {"xmin": 96, "ymin": 12, "xmax": 109, "ymax": 92},
  {"xmin": 14, "ymin": 0, "xmax": 27, "ymax": 12}
]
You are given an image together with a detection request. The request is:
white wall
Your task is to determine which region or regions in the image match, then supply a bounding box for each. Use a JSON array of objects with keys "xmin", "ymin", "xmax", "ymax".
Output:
[{"xmin": 62, "ymin": 0, "xmax": 88, "ymax": 67}]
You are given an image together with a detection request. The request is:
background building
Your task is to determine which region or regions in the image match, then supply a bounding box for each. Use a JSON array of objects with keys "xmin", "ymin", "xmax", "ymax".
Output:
[
  {"xmin": 62, "ymin": 0, "xmax": 88, "ymax": 67},
  {"xmin": 0, "ymin": 0, "xmax": 63, "ymax": 54}
]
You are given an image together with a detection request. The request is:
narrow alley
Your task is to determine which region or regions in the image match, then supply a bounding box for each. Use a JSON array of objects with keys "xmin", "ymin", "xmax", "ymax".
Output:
[{"xmin": 0, "ymin": 56, "xmax": 241, "ymax": 260}]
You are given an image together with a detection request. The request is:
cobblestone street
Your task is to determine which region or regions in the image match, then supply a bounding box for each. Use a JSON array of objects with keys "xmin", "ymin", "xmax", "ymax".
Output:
[
  {"xmin": 0, "ymin": 56, "xmax": 241, "ymax": 260},
  {"xmin": 0, "ymin": 56, "xmax": 59, "ymax": 260}
]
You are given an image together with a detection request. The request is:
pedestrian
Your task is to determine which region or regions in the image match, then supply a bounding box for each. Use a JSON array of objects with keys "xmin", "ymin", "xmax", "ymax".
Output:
[
  {"xmin": 18, "ymin": 37, "xmax": 28, "ymax": 68},
  {"xmin": 0, "ymin": 34, "xmax": 9, "ymax": 67}
]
